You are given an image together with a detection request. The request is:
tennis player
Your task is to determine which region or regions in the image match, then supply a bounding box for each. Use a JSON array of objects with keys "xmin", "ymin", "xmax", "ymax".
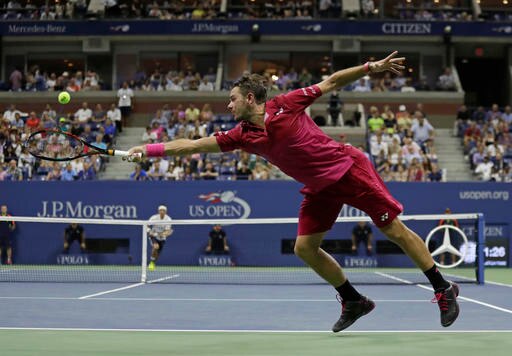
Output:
[
  {"xmin": 147, "ymin": 205, "xmax": 173, "ymax": 271},
  {"xmin": 127, "ymin": 52, "xmax": 459, "ymax": 330}
]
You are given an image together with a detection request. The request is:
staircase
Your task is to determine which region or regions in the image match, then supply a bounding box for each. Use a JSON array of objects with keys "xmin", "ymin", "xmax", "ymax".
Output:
[
  {"xmin": 100, "ymin": 127, "xmax": 143, "ymax": 180},
  {"xmin": 435, "ymin": 128, "xmax": 474, "ymax": 181}
]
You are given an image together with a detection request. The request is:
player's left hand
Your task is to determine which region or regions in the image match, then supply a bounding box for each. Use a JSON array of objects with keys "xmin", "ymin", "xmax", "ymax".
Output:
[{"xmin": 369, "ymin": 51, "xmax": 405, "ymax": 75}]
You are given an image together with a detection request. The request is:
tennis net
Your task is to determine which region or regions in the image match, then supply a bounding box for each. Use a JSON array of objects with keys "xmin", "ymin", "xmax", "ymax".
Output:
[{"xmin": 0, "ymin": 214, "xmax": 485, "ymax": 285}]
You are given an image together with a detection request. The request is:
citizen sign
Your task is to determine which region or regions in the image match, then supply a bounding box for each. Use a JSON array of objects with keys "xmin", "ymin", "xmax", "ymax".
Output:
[
  {"xmin": 382, "ymin": 23, "xmax": 431, "ymax": 34},
  {"xmin": 37, "ymin": 201, "xmax": 137, "ymax": 219}
]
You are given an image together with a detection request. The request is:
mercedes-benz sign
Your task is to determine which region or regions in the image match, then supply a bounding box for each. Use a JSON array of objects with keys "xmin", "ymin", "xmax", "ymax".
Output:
[{"xmin": 425, "ymin": 225, "xmax": 469, "ymax": 268}]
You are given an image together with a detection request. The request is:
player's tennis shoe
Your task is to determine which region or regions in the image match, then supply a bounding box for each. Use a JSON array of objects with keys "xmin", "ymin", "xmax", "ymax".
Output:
[
  {"xmin": 432, "ymin": 282, "xmax": 459, "ymax": 327},
  {"xmin": 332, "ymin": 295, "xmax": 375, "ymax": 332},
  {"xmin": 148, "ymin": 261, "xmax": 155, "ymax": 271}
]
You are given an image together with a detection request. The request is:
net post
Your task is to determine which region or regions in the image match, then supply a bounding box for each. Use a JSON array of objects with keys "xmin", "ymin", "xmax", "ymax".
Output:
[
  {"xmin": 141, "ymin": 222, "xmax": 148, "ymax": 283},
  {"xmin": 476, "ymin": 213, "xmax": 485, "ymax": 285}
]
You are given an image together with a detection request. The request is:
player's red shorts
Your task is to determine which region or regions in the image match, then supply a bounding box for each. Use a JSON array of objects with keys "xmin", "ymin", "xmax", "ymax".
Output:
[{"xmin": 298, "ymin": 145, "xmax": 403, "ymax": 235}]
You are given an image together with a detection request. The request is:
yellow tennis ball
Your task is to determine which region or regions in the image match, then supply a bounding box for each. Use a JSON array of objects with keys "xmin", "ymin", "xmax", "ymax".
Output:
[{"xmin": 58, "ymin": 91, "xmax": 71, "ymax": 104}]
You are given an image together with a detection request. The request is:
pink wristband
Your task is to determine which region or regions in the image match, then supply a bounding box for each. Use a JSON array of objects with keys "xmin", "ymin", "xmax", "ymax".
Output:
[
  {"xmin": 363, "ymin": 62, "xmax": 371, "ymax": 73},
  {"xmin": 146, "ymin": 143, "xmax": 165, "ymax": 157}
]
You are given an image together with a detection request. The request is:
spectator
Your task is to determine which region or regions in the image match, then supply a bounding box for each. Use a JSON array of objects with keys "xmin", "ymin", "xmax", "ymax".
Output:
[
  {"xmin": 411, "ymin": 112, "xmax": 434, "ymax": 146},
  {"xmin": 436, "ymin": 67, "xmax": 456, "ymax": 91},
  {"xmin": 475, "ymin": 156, "xmax": 493, "ymax": 181},
  {"xmin": 427, "ymin": 163, "xmax": 443, "ymax": 182},
  {"xmin": 142, "ymin": 126, "xmax": 157, "ymax": 143},
  {"xmin": 9, "ymin": 67, "xmax": 23, "ymax": 92},
  {"xmin": 205, "ymin": 224, "xmax": 230, "ymax": 254},
  {"xmin": 0, "ymin": 204, "xmax": 16, "ymax": 265},
  {"xmin": 198, "ymin": 78, "xmax": 214, "ymax": 91},
  {"xmin": 42, "ymin": 104, "xmax": 57, "ymax": 121},
  {"xmin": 370, "ymin": 133, "xmax": 388, "ymax": 161},
  {"xmin": 396, "ymin": 105, "xmax": 412, "ymax": 132},
  {"xmin": 74, "ymin": 102, "xmax": 92, "ymax": 124},
  {"xmin": 46, "ymin": 162, "xmax": 62, "ymax": 181},
  {"xmin": 407, "ymin": 157, "xmax": 425, "ymax": 182},
  {"xmin": 5, "ymin": 159, "xmax": 23, "ymax": 181},
  {"xmin": 318, "ymin": 0, "xmax": 332, "ymax": 17},
  {"xmin": 81, "ymin": 160, "xmax": 97, "ymax": 180},
  {"xmin": 352, "ymin": 78, "xmax": 370, "ymax": 92},
  {"xmin": 91, "ymin": 134, "xmax": 107, "ymax": 151},
  {"xmin": 63, "ymin": 222, "xmax": 86, "ymax": 253},
  {"xmin": 200, "ymin": 162, "xmax": 219, "ymax": 180},
  {"xmin": 351, "ymin": 221, "xmax": 373, "ymax": 256},
  {"xmin": 103, "ymin": 118, "xmax": 116, "ymax": 143},
  {"xmin": 117, "ymin": 81, "xmax": 134, "ymax": 126},
  {"xmin": 486, "ymin": 104, "xmax": 502, "ymax": 125},
  {"xmin": 185, "ymin": 104, "xmax": 201, "ymax": 122},
  {"xmin": 66, "ymin": 78, "xmax": 80, "ymax": 92},
  {"xmin": 367, "ymin": 106, "xmax": 385, "ymax": 132},
  {"xmin": 61, "ymin": 163, "xmax": 77, "ymax": 181},
  {"xmin": 147, "ymin": 205, "xmax": 173, "ymax": 271},
  {"xmin": 148, "ymin": 160, "xmax": 166, "ymax": 180},
  {"xmin": 327, "ymin": 91, "xmax": 343, "ymax": 126},
  {"xmin": 25, "ymin": 111, "xmax": 41, "ymax": 130},
  {"xmin": 3, "ymin": 104, "xmax": 25, "ymax": 124},
  {"xmin": 130, "ymin": 164, "xmax": 148, "ymax": 180},
  {"xmin": 381, "ymin": 105, "xmax": 397, "ymax": 130},
  {"xmin": 502, "ymin": 105, "xmax": 512, "ymax": 125},
  {"xmin": 92, "ymin": 104, "xmax": 106, "ymax": 124},
  {"xmin": 236, "ymin": 162, "xmax": 253, "ymax": 180}
]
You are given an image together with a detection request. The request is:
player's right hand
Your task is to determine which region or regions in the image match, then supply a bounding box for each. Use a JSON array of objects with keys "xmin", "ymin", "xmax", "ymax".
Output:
[{"xmin": 124, "ymin": 145, "xmax": 146, "ymax": 162}]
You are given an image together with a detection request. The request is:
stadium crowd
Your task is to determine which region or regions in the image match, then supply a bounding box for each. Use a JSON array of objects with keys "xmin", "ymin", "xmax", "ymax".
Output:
[
  {"xmin": 343, "ymin": 67, "xmax": 457, "ymax": 92},
  {"xmin": 456, "ymin": 104, "xmax": 512, "ymax": 182},
  {"xmin": 0, "ymin": 101, "xmax": 120, "ymax": 181},
  {"xmin": 127, "ymin": 67, "xmax": 217, "ymax": 92},
  {"xmin": 129, "ymin": 103, "xmax": 292, "ymax": 181},
  {"xmin": 3, "ymin": 66, "xmax": 104, "ymax": 92},
  {"xmin": 1, "ymin": 0, "xmax": 510, "ymax": 21},
  {"xmin": 367, "ymin": 103, "xmax": 444, "ymax": 182},
  {"xmin": 3, "ymin": 63, "xmax": 454, "ymax": 94}
]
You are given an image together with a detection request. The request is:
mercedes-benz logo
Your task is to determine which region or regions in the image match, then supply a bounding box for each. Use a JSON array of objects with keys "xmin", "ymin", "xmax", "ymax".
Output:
[{"xmin": 425, "ymin": 225, "xmax": 469, "ymax": 268}]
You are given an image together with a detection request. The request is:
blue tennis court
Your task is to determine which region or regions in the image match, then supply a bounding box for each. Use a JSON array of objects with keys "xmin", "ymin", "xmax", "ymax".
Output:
[{"xmin": 1, "ymin": 269, "xmax": 511, "ymax": 356}]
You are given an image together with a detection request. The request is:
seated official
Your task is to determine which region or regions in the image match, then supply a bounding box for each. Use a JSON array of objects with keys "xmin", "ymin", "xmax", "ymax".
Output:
[
  {"xmin": 351, "ymin": 221, "xmax": 373, "ymax": 255},
  {"xmin": 205, "ymin": 224, "xmax": 230, "ymax": 254},
  {"xmin": 63, "ymin": 223, "xmax": 86, "ymax": 253}
]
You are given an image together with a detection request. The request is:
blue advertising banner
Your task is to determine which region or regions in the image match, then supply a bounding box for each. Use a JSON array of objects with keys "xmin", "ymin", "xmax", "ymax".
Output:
[
  {"xmin": 1, "ymin": 20, "xmax": 512, "ymax": 37},
  {"xmin": 0, "ymin": 181, "xmax": 510, "ymax": 267}
]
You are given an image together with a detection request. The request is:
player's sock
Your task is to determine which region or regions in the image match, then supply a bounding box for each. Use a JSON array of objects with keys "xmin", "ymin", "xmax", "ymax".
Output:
[
  {"xmin": 335, "ymin": 280, "xmax": 362, "ymax": 301},
  {"xmin": 424, "ymin": 264, "xmax": 450, "ymax": 291}
]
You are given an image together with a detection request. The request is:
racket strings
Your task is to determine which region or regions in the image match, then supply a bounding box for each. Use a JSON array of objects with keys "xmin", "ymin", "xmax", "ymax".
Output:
[{"xmin": 26, "ymin": 130, "xmax": 85, "ymax": 160}]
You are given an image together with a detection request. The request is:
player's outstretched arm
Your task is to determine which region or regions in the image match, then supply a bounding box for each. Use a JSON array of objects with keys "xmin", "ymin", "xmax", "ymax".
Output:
[
  {"xmin": 316, "ymin": 51, "xmax": 405, "ymax": 94},
  {"xmin": 126, "ymin": 136, "xmax": 221, "ymax": 160}
]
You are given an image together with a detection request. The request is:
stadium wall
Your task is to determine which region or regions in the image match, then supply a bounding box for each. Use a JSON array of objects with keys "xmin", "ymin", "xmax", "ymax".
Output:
[{"xmin": 1, "ymin": 181, "xmax": 510, "ymax": 268}]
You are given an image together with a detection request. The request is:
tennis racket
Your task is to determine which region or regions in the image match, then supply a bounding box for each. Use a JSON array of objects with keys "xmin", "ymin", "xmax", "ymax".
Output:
[{"xmin": 25, "ymin": 129, "xmax": 139, "ymax": 162}]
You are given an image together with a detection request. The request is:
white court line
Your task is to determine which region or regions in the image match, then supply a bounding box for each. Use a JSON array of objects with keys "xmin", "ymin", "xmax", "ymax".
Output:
[
  {"xmin": 0, "ymin": 296, "xmax": 436, "ymax": 302},
  {"xmin": 78, "ymin": 283, "xmax": 145, "ymax": 300},
  {"xmin": 77, "ymin": 274, "xmax": 180, "ymax": 299},
  {"xmin": 484, "ymin": 280, "xmax": 512, "ymax": 288},
  {"xmin": 147, "ymin": 274, "xmax": 180, "ymax": 284},
  {"xmin": 374, "ymin": 272, "xmax": 414, "ymax": 284},
  {"xmin": 443, "ymin": 272, "xmax": 512, "ymax": 288},
  {"xmin": 0, "ymin": 327, "xmax": 511, "ymax": 333},
  {"xmin": 376, "ymin": 271, "xmax": 512, "ymax": 315}
]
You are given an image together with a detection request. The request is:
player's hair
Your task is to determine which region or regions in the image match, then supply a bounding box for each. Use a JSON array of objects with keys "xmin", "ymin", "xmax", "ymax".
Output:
[{"xmin": 233, "ymin": 74, "xmax": 267, "ymax": 104}]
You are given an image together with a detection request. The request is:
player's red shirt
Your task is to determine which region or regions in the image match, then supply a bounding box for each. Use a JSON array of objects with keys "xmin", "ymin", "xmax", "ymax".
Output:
[{"xmin": 215, "ymin": 85, "xmax": 354, "ymax": 193}]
